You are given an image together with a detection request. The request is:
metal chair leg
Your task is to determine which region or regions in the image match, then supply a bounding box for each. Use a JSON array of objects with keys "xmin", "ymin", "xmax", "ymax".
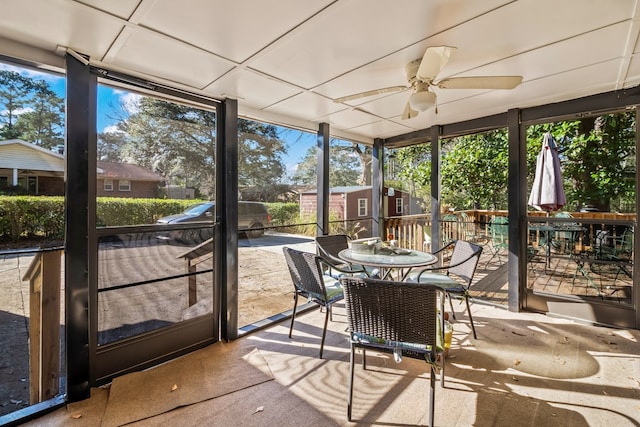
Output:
[{"xmin": 288, "ymin": 293, "xmax": 298, "ymax": 338}]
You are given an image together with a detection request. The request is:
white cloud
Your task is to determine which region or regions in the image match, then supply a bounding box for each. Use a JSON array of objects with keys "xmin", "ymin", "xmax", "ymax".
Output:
[
  {"xmin": 102, "ymin": 125, "xmax": 123, "ymax": 134},
  {"xmin": 0, "ymin": 62, "xmax": 62, "ymax": 83},
  {"xmin": 1, "ymin": 107, "xmax": 34, "ymax": 116},
  {"xmin": 112, "ymin": 90, "xmax": 141, "ymax": 114}
]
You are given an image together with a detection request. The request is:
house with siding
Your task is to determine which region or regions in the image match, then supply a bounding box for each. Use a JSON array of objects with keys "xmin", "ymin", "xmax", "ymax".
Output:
[
  {"xmin": 0, "ymin": 139, "xmax": 165, "ymax": 198},
  {"xmin": 299, "ymin": 185, "xmax": 420, "ymax": 220}
]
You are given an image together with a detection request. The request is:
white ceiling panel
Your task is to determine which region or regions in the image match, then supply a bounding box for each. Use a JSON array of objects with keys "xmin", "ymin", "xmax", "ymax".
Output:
[
  {"xmin": 204, "ymin": 69, "xmax": 302, "ymax": 110},
  {"xmin": 107, "ymin": 27, "xmax": 235, "ymax": 88},
  {"xmin": 75, "ymin": 0, "xmax": 141, "ymax": 19},
  {"xmin": 431, "ymin": 0, "xmax": 636, "ymax": 78},
  {"xmin": 346, "ymin": 119, "xmax": 414, "ymax": 140},
  {"xmin": 0, "ymin": 0, "xmax": 125, "ymax": 57},
  {"xmin": 138, "ymin": 0, "xmax": 335, "ymax": 63},
  {"xmin": 249, "ymin": 0, "xmax": 513, "ymax": 89},
  {"xmin": 265, "ymin": 92, "xmax": 348, "ymax": 122},
  {"xmin": 0, "ymin": 0, "xmax": 638, "ymax": 143},
  {"xmin": 318, "ymin": 107, "xmax": 379, "ymax": 130},
  {"xmin": 622, "ymin": 54, "xmax": 640, "ymax": 86}
]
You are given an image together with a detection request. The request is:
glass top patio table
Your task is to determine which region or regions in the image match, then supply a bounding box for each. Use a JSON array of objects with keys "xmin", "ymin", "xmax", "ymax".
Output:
[{"xmin": 338, "ymin": 248, "xmax": 437, "ymax": 280}]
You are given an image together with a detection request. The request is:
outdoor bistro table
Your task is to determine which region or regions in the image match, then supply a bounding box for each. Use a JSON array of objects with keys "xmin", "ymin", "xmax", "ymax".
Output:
[
  {"xmin": 529, "ymin": 223, "xmax": 585, "ymax": 269},
  {"xmin": 338, "ymin": 247, "xmax": 437, "ymax": 281}
]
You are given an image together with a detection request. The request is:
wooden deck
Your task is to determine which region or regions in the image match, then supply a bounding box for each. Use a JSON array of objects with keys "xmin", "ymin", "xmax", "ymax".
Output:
[{"xmin": 468, "ymin": 246, "xmax": 633, "ymax": 308}]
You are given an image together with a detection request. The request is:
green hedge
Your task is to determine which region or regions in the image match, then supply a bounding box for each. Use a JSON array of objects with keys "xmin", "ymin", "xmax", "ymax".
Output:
[
  {"xmin": 0, "ymin": 197, "xmax": 302, "ymax": 244},
  {"xmin": 265, "ymin": 202, "xmax": 299, "ymax": 226},
  {"xmin": 0, "ymin": 196, "xmax": 203, "ymax": 243},
  {"xmin": 96, "ymin": 197, "xmax": 201, "ymax": 227},
  {"xmin": 0, "ymin": 196, "xmax": 66, "ymax": 241}
]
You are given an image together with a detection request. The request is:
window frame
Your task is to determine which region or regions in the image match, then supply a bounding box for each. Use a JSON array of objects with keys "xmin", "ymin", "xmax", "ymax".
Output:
[
  {"xmin": 104, "ymin": 179, "xmax": 113, "ymax": 191},
  {"xmin": 395, "ymin": 198, "xmax": 403, "ymax": 214},
  {"xmin": 358, "ymin": 198, "xmax": 367, "ymax": 217},
  {"xmin": 118, "ymin": 180, "xmax": 131, "ymax": 191}
]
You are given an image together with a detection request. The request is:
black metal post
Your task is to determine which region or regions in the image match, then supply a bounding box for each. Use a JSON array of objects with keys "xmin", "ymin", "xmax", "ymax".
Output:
[
  {"xmin": 372, "ymin": 138, "xmax": 383, "ymax": 237},
  {"xmin": 508, "ymin": 108, "xmax": 524, "ymax": 312},
  {"xmin": 216, "ymin": 98, "xmax": 238, "ymax": 340},
  {"xmin": 317, "ymin": 123, "xmax": 330, "ymax": 235},
  {"xmin": 65, "ymin": 52, "xmax": 96, "ymax": 401}
]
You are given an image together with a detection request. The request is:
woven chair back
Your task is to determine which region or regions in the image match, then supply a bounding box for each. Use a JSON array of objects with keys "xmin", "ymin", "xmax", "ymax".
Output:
[
  {"xmin": 283, "ymin": 247, "xmax": 326, "ymax": 299},
  {"xmin": 316, "ymin": 234, "xmax": 350, "ymax": 259},
  {"xmin": 341, "ymin": 277, "xmax": 439, "ymax": 354},
  {"xmin": 448, "ymin": 240, "xmax": 483, "ymax": 285}
]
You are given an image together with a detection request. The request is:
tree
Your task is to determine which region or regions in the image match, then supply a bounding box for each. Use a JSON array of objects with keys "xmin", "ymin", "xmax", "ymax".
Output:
[
  {"xmin": 387, "ymin": 145, "xmax": 432, "ymax": 212},
  {"xmin": 529, "ymin": 113, "xmax": 636, "ymax": 212},
  {"xmin": 389, "ymin": 112, "xmax": 636, "ymax": 214},
  {"xmin": 0, "ymin": 70, "xmax": 34, "ymax": 140},
  {"xmin": 291, "ymin": 141, "xmax": 363, "ymax": 187},
  {"xmin": 440, "ymin": 130, "xmax": 509, "ymax": 210},
  {"xmin": 14, "ymin": 81, "xmax": 64, "ymax": 148},
  {"xmin": 119, "ymin": 97, "xmax": 286, "ymax": 199},
  {"xmin": 0, "ymin": 70, "xmax": 64, "ymax": 147},
  {"xmin": 238, "ymin": 118, "xmax": 287, "ymax": 200},
  {"xmin": 97, "ymin": 130, "xmax": 128, "ymax": 162}
]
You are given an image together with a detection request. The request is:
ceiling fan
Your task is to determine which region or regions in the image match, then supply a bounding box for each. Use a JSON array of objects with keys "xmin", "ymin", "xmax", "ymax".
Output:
[{"xmin": 334, "ymin": 46, "xmax": 522, "ymax": 119}]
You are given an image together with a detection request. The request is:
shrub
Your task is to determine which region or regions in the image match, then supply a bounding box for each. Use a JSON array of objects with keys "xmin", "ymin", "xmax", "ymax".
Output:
[{"xmin": 0, "ymin": 197, "xmax": 312, "ymax": 245}]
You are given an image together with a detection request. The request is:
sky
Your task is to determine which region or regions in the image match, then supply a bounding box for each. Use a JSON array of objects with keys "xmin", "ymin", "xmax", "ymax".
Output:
[{"xmin": 1, "ymin": 61, "xmax": 315, "ymax": 177}]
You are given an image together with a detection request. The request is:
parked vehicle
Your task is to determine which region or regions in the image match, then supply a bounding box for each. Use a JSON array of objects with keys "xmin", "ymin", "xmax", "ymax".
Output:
[{"xmin": 156, "ymin": 201, "xmax": 271, "ymax": 242}]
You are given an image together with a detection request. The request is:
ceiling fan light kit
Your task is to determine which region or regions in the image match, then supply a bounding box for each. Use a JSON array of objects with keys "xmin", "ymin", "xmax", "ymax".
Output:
[
  {"xmin": 334, "ymin": 45, "xmax": 522, "ymax": 119},
  {"xmin": 409, "ymin": 89, "xmax": 436, "ymax": 111}
]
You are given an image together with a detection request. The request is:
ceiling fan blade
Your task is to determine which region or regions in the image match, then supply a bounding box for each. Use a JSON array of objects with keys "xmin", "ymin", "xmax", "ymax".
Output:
[
  {"xmin": 416, "ymin": 46, "xmax": 456, "ymax": 81},
  {"xmin": 334, "ymin": 85, "xmax": 408, "ymax": 103},
  {"xmin": 437, "ymin": 75, "xmax": 523, "ymax": 90},
  {"xmin": 401, "ymin": 102, "xmax": 418, "ymax": 120}
]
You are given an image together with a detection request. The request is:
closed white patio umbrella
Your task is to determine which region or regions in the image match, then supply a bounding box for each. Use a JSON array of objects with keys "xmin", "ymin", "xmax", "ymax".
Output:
[
  {"xmin": 528, "ymin": 132, "xmax": 566, "ymax": 212},
  {"xmin": 528, "ymin": 132, "xmax": 567, "ymax": 269}
]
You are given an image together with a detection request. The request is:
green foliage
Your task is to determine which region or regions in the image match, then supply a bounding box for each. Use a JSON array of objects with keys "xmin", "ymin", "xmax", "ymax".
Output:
[
  {"xmin": 0, "ymin": 197, "xmax": 312, "ymax": 244},
  {"xmin": 0, "ymin": 196, "xmax": 203, "ymax": 243},
  {"xmin": 0, "ymin": 70, "xmax": 64, "ymax": 147},
  {"xmin": 265, "ymin": 202, "xmax": 299, "ymax": 226},
  {"xmin": 96, "ymin": 198, "xmax": 200, "ymax": 226},
  {"xmin": 441, "ymin": 130, "xmax": 509, "ymax": 210},
  {"xmin": 387, "ymin": 146, "xmax": 432, "ymax": 212},
  {"xmin": 391, "ymin": 111, "xmax": 636, "ymax": 214},
  {"xmin": 113, "ymin": 97, "xmax": 286, "ymax": 199},
  {"xmin": 527, "ymin": 113, "xmax": 636, "ymax": 212},
  {"xmin": 0, "ymin": 196, "xmax": 65, "ymax": 242},
  {"xmin": 290, "ymin": 139, "xmax": 369, "ymax": 186}
]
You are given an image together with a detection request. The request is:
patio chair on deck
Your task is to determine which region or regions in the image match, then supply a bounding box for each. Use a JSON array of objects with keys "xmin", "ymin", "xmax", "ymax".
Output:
[
  {"xmin": 315, "ymin": 234, "xmax": 376, "ymax": 278},
  {"xmin": 593, "ymin": 226, "xmax": 634, "ymax": 283},
  {"xmin": 340, "ymin": 276, "xmax": 444, "ymax": 426},
  {"xmin": 486, "ymin": 216, "xmax": 509, "ymax": 267},
  {"xmin": 441, "ymin": 213, "xmax": 461, "ymax": 244},
  {"xmin": 459, "ymin": 211, "xmax": 488, "ymax": 245},
  {"xmin": 405, "ymin": 240, "xmax": 483, "ymax": 339},
  {"xmin": 282, "ymin": 246, "xmax": 344, "ymax": 358},
  {"xmin": 552, "ymin": 212, "xmax": 580, "ymax": 254}
]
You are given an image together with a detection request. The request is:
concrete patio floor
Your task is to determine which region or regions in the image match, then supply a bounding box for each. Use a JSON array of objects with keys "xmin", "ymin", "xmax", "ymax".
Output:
[{"xmin": 25, "ymin": 299, "xmax": 640, "ymax": 426}]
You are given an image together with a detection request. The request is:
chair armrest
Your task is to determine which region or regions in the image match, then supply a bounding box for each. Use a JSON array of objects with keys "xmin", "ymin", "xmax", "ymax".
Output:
[
  {"xmin": 317, "ymin": 255, "xmax": 367, "ymax": 275},
  {"xmin": 318, "ymin": 247, "xmax": 349, "ymax": 266},
  {"xmin": 430, "ymin": 240, "xmax": 456, "ymax": 257},
  {"xmin": 410, "ymin": 241, "xmax": 456, "ymax": 279},
  {"xmin": 413, "ymin": 265, "xmax": 449, "ymax": 282}
]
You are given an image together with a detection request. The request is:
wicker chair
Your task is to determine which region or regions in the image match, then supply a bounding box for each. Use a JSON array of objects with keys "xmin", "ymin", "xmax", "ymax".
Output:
[
  {"xmin": 282, "ymin": 246, "xmax": 344, "ymax": 358},
  {"xmin": 406, "ymin": 240, "xmax": 483, "ymax": 339},
  {"xmin": 315, "ymin": 234, "xmax": 375, "ymax": 278},
  {"xmin": 340, "ymin": 277, "xmax": 444, "ymax": 426}
]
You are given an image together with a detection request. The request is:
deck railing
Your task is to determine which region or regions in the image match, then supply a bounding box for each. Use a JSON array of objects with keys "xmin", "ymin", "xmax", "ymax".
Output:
[{"xmin": 384, "ymin": 210, "xmax": 636, "ymax": 252}]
